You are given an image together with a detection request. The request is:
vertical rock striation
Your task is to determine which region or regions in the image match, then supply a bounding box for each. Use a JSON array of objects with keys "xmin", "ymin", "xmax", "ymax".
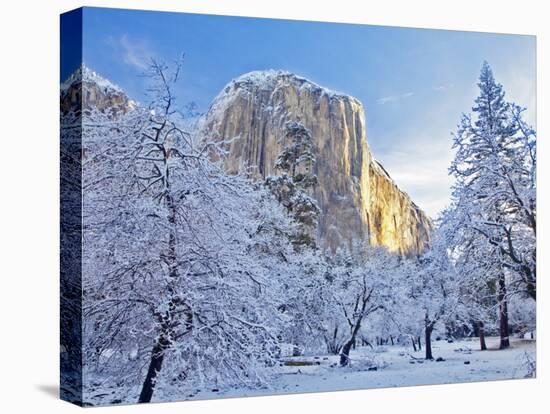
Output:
[{"xmin": 200, "ymin": 70, "xmax": 432, "ymax": 255}]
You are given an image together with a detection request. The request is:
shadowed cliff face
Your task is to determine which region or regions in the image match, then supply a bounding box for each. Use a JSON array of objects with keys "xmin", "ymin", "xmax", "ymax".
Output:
[
  {"xmin": 60, "ymin": 65, "xmax": 134, "ymax": 116},
  {"xmin": 200, "ymin": 70, "xmax": 432, "ymax": 255}
]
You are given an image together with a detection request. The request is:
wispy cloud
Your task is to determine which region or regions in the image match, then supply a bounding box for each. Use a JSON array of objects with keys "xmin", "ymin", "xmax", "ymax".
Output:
[
  {"xmin": 106, "ymin": 34, "xmax": 154, "ymax": 70},
  {"xmin": 377, "ymin": 91, "xmax": 414, "ymax": 105},
  {"xmin": 433, "ymin": 83, "xmax": 455, "ymax": 92}
]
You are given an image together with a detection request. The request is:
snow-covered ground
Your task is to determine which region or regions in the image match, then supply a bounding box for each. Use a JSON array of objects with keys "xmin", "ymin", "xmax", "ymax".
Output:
[
  {"xmin": 84, "ymin": 336, "xmax": 535, "ymax": 405},
  {"xmin": 188, "ymin": 336, "xmax": 535, "ymax": 402}
]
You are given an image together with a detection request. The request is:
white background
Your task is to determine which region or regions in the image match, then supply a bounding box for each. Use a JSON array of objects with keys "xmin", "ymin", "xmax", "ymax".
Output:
[{"xmin": 0, "ymin": 0, "xmax": 547, "ymax": 412}]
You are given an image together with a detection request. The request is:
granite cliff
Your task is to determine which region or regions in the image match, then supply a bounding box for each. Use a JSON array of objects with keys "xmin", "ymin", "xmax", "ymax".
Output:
[
  {"xmin": 200, "ymin": 70, "xmax": 432, "ymax": 255},
  {"xmin": 60, "ymin": 65, "xmax": 135, "ymax": 115}
]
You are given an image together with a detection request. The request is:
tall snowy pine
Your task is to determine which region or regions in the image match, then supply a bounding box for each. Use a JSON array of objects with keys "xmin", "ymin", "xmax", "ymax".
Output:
[
  {"xmin": 265, "ymin": 121, "xmax": 320, "ymax": 249},
  {"xmin": 446, "ymin": 62, "xmax": 537, "ymax": 349}
]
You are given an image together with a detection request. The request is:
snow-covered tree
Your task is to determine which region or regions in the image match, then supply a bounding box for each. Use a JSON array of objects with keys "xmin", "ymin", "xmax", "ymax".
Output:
[
  {"xmin": 60, "ymin": 104, "xmax": 87, "ymax": 403},
  {"xmin": 81, "ymin": 59, "xmax": 300, "ymax": 403},
  {"xmin": 441, "ymin": 208, "xmax": 505, "ymax": 350},
  {"xmin": 265, "ymin": 121, "xmax": 320, "ymax": 249},
  {"xmin": 275, "ymin": 249, "xmax": 331, "ymax": 355},
  {"xmin": 409, "ymin": 227, "xmax": 468, "ymax": 360},
  {"xmin": 323, "ymin": 244, "xmax": 399, "ymax": 366},
  {"xmin": 444, "ymin": 62, "xmax": 537, "ymax": 349},
  {"xmin": 387, "ymin": 259, "xmax": 425, "ymax": 352}
]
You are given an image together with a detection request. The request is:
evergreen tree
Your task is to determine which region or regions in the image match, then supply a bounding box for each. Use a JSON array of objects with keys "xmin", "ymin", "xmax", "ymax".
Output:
[
  {"xmin": 266, "ymin": 121, "xmax": 320, "ymax": 249},
  {"xmin": 445, "ymin": 62, "xmax": 537, "ymax": 349}
]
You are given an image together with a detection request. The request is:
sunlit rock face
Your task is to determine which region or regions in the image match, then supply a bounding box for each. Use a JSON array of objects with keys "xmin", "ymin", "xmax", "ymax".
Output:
[{"xmin": 200, "ymin": 70, "xmax": 432, "ymax": 255}]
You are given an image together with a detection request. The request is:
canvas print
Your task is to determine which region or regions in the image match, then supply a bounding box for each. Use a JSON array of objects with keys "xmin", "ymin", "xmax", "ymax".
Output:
[{"xmin": 60, "ymin": 7, "xmax": 537, "ymax": 406}]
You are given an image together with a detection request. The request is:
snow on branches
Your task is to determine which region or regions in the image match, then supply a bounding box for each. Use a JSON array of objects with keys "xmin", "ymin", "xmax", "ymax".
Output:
[{"xmin": 65, "ymin": 58, "xmax": 536, "ymax": 405}]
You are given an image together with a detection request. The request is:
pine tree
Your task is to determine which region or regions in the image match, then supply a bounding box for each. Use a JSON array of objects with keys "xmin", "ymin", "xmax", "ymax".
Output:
[
  {"xmin": 445, "ymin": 62, "xmax": 537, "ymax": 349},
  {"xmin": 266, "ymin": 121, "xmax": 320, "ymax": 249}
]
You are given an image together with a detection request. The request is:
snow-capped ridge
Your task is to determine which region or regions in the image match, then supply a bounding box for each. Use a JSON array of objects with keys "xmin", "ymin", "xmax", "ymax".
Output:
[
  {"xmin": 218, "ymin": 69, "xmax": 361, "ymax": 104},
  {"xmin": 60, "ymin": 64, "xmax": 138, "ymax": 116},
  {"xmin": 60, "ymin": 64, "xmax": 123, "ymax": 95},
  {"xmin": 203, "ymin": 69, "xmax": 363, "ymax": 138}
]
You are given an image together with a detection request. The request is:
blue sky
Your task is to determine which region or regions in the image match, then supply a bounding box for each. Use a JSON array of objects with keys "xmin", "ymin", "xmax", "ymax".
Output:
[{"xmin": 63, "ymin": 7, "xmax": 536, "ymax": 217}]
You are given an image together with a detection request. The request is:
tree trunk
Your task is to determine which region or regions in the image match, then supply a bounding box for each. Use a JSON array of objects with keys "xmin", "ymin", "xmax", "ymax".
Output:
[
  {"xmin": 390, "ymin": 335, "xmax": 394, "ymax": 346},
  {"xmin": 498, "ymin": 274, "xmax": 510, "ymax": 349},
  {"xmin": 425, "ymin": 324, "xmax": 434, "ymax": 360},
  {"xmin": 166, "ymin": 196, "xmax": 179, "ymax": 280},
  {"xmin": 340, "ymin": 315, "xmax": 365, "ymax": 366},
  {"xmin": 327, "ymin": 327, "xmax": 340, "ymax": 354},
  {"xmin": 524, "ymin": 265, "xmax": 536, "ymax": 301},
  {"xmin": 340, "ymin": 339, "xmax": 354, "ymax": 366},
  {"xmin": 139, "ymin": 196, "xmax": 185, "ymax": 403},
  {"xmin": 417, "ymin": 336, "xmax": 422, "ymax": 351},
  {"xmin": 411, "ymin": 336, "xmax": 417, "ymax": 352},
  {"xmin": 478, "ymin": 321, "xmax": 487, "ymax": 351},
  {"xmin": 138, "ymin": 334, "xmax": 169, "ymax": 403}
]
